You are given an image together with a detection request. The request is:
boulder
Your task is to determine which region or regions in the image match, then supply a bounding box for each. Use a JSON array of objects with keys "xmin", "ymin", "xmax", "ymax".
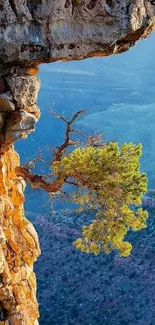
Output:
[
  {"xmin": 4, "ymin": 110, "xmax": 37, "ymax": 144},
  {"xmin": 0, "ymin": 92, "xmax": 15, "ymax": 112},
  {"xmin": 6, "ymin": 76, "xmax": 40, "ymax": 109}
]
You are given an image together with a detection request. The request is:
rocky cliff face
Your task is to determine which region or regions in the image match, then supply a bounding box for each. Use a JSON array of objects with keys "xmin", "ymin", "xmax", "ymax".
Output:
[
  {"xmin": 0, "ymin": 1, "xmax": 155, "ymax": 324},
  {"xmin": 0, "ymin": 71, "xmax": 41, "ymax": 325},
  {"xmin": 0, "ymin": 146, "xmax": 40, "ymax": 325},
  {"xmin": 0, "ymin": 0, "xmax": 155, "ymax": 75}
]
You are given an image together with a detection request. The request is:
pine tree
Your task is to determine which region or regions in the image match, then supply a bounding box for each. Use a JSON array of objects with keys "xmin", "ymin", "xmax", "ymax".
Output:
[{"xmin": 16, "ymin": 110, "xmax": 148, "ymax": 257}]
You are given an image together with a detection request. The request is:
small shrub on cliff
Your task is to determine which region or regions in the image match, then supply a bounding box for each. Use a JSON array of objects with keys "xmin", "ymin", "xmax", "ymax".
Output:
[
  {"xmin": 51, "ymin": 142, "xmax": 148, "ymax": 257},
  {"xmin": 17, "ymin": 110, "xmax": 148, "ymax": 257}
]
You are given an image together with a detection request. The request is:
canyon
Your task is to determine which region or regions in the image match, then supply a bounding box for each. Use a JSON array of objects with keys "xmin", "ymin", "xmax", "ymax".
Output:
[{"xmin": 0, "ymin": 1, "xmax": 155, "ymax": 324}]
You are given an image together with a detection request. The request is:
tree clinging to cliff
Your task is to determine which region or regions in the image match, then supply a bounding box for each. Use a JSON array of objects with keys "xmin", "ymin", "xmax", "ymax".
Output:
[{"xmin": 16, "ymin": 110, "xmax": 148, "ymax": 257}]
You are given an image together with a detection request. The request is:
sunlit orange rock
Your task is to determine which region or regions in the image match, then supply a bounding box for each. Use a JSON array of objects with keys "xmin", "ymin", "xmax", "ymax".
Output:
[
  {"xmin": 26, "ymin": 68, "xmax": 39, "ymax": 76},
  {"xmin": 0, "ymin": 146, "xmax": 40, "ymax": 325}
]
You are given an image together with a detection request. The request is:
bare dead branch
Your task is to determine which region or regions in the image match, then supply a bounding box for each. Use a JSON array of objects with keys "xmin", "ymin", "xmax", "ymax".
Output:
[
  {"xmin": 17, "ymin": 110, "xmax": 106, "ymax": 194},
  {"xmin": 70, "ymin": 129, "xmax": 88, "ymax": 139},
  {"xmin": 65, "ymin": 179, "xmax": 79, "ymax": 187},
  {"xmin": 53, "ymin": 110, "xmax": 87, "ymax": 162},
  {"xmin": 69, "ymin": 110, "xmax": 87, "ymax": 124},
  {"xmin": 58, "ymin": 189, "xmax": 72, "ymax": 199},
  {"xmin": 68, "ymin": 140, "xmax": 79, "ymax": 146},
  {"xmin": 50, "ymin": 110, "xmax": 68, "ymax": 123},
  {"xmin": 86, "ymin": 133, "xmax": 105, "ymax": 147},
  {"xmin": 28, "ymin": 156, "xmax": 45, "ymax": 169},
  {"xmin": 24, "ymin": 148, "xmax": 48, "ymax": 169}
]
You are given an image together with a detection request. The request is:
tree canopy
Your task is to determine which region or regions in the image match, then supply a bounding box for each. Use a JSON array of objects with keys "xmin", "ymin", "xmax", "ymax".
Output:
[{"xmin": 16, "ymin": 110, "xmax": 148, "ymax": 257}]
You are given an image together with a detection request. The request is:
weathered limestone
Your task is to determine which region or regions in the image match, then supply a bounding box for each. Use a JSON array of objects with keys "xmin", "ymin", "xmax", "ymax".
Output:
[
  {"xmin": 0, "ymin": 72, "xmax": 41, "ymax": 324},
  {"xmin": 0, "ymin": 75, "xmax": 40, "ymax": 146},
  {"xmin": 0, "ymin": 93, "xmax": 15, "ymax": 112},
  {"xmin": 0, "ymin": 1, "xmax": 155, "ymax": 75},
  {"xmin": 5, "ymin": 110, "xmax": 38, "ymax": 143},
  {"xmin": 0, "ymin": 145, "xmax": 40, "ymax": 325},
  {"xmin": 6, "ymin": 76, "xmax": 40, "ymax": 109}
]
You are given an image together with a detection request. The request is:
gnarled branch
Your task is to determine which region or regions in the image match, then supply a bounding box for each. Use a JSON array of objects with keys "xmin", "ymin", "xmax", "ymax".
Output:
[
  {"xmin": 16, "ymin": 166, "xmax": 66, "ymax": 194},
  {"xmin": 16, "ymin": 110, "xmax": 106, "ymax": 194},
  {"xmin": 52, "ymin": 109, "xmax": 87, "ymax": 162}
]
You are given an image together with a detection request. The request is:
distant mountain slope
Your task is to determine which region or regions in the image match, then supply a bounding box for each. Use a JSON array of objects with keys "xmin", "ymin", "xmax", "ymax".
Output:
[
  {"xmin": 34, "ymin": 207, "xmax": 155, "ymax": 325},
  {"xmin": 14, "ymin": 32, "xmax": 155, "ymax": 325},
  {"xmin": 15, "ymin": 32, "xmax": 155, "ymax": 212}
]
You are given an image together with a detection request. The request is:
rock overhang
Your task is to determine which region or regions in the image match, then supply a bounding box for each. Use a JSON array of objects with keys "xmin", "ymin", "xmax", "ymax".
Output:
[{"xmin": 0, "ymin": 0, "xmax": 155, "ymax": 76}]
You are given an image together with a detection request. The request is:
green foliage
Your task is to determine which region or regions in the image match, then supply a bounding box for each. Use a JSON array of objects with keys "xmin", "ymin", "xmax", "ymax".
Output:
[{"xmin": 51, "ymin": 142, "xmax": 148, "ymax": 257}]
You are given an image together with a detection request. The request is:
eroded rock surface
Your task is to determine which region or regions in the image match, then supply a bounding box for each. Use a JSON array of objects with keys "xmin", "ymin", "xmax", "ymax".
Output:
[
  {"xmin": 0, "ymin": 72, "xmax": 40, "ymax": 324},
  {"xmin": 0, "ymin": 145, "xmax": 40, "ymax": 325},
  {"xmin": 6, "ymin": 76, "xmax": 40, "ymax": 109},
  {"xmin": 0, "ymin": 74, "xmax": 40, "ymax": 146},
  {"xmin": 0, "ymin": 0, "xmax": 155, "ymax": 75}
]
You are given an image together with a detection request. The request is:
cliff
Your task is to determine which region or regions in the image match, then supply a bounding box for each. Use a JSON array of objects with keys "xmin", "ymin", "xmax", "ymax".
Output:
[
  {"xmin": 0, "ymin": 73, "xmax": 41, "ymax": 325},
  {"xmin": 0, "ymin": 1, "xmax": 155, "ymax": 324},
  {"xmin": 0, "ymin": 146, "xmax": 40, "ymax": 325}
]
